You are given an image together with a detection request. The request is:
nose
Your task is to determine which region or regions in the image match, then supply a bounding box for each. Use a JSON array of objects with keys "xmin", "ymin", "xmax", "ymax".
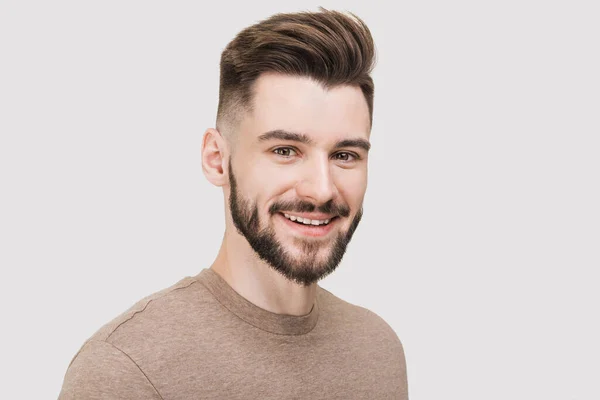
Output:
[{"xmin": 295, "ymin": 156, "xmax": 337, "ymax": 205}]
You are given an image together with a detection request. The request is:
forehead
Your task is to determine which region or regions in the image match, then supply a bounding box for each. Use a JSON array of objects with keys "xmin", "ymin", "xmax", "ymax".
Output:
[{"xmin": 241, "ymin": 73, "xmax": 371, "ymax": 142}]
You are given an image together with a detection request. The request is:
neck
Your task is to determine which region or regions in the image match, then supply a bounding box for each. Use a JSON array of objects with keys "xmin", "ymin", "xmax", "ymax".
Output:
[{"xmin": 208, "ymin": 228, "xmax": 317, "ymax": 317}]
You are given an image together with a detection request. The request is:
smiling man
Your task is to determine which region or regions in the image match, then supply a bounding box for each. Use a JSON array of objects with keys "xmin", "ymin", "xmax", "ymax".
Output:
[{"xmin": 59, "ymin": 8, "xmax": 408, "ymax": 400}]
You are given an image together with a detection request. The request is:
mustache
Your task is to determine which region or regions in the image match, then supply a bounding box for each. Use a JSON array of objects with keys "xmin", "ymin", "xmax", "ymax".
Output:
[{"xmin": 269, "ymin": 199, "xmax": 351, "ymax": 218}]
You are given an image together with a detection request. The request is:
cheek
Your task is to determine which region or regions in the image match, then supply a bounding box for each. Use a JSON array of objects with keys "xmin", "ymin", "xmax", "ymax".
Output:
[
  {"xmin": 251, "ymin": 159, "xmax": 298, "ymax": 189},
  {"xmin": 334, "ymin": 169, "xmax": 367, "ymax": 205},
  {"xmin": 245, "ymin": 165, "xmax": 296, "ymax": 210}
]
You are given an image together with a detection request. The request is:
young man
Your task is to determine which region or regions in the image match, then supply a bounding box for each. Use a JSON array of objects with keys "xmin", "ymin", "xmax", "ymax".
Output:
[{"xmin": 59, "ymin": 8, "xmax": 408, "ymax": 399}]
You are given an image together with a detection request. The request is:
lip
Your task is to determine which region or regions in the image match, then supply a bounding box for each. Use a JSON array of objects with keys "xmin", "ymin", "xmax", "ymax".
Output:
[
  {"xmin": 276, "ymin": 212, "xmax": 338, "ymax": 238},
  {"xmin": 281, "ymin": 212, "xmax": 337, "ymax": 220}
]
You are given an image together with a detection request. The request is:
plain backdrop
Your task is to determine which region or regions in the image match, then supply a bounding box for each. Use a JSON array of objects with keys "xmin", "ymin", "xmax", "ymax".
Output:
[{"xmin": 1, "ymin": 1, "xmax": 598, "ymax": 399}]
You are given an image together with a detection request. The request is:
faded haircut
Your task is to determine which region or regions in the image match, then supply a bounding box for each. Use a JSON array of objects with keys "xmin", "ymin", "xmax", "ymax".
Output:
[{"xmin": 215, "ymin": 7, "xmax": 377, "ymax": 139}]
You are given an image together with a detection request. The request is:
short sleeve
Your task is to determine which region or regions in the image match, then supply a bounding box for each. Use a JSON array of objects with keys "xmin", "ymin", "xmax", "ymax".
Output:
[{"xmin": 58, "ymin": 340, "xmax": 163, "ymax": 400}]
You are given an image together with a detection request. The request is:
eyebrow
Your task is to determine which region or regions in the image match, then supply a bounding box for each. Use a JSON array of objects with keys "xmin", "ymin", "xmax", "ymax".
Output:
[
  {"xmin": 334, "ymin": 139, "xmax": 371, "ymax": 152},
  {"xmin": 258, "ymin": 129, "xmax": 371, "ymax": 152},
  {"xmin": 258, "ymin": 130, "xmax": 313, "ymax": 145}
]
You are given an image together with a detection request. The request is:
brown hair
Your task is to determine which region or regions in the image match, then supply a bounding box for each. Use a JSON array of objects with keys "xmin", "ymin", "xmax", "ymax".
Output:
[{"xmin": 216, "ymin": 7, "xmax": 377, "ymax": 136}]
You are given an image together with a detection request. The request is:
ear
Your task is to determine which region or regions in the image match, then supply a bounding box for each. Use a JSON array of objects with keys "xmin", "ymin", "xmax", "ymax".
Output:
[{"xmin": 201, "ymin": 128, "xmax": 228, "ymax": 187}]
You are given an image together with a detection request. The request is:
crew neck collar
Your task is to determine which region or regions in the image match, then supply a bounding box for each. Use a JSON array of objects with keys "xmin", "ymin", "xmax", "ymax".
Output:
[{"xmin": 196, "ymin": 268, "xmax": 320, "ymax": 336}]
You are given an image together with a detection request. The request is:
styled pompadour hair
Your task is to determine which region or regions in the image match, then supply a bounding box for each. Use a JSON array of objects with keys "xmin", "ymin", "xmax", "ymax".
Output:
[{"xmin": 216, "ymin": 7, "xmax": 377, "ymax": 136}]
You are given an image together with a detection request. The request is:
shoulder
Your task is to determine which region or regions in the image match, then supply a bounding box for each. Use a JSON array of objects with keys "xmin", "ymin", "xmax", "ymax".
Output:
[
  {"xmin": 58, "ymin": 340, "xmax": 162, "ymax": 399},
  {"xmin": 67, "ymin": 275, "xmax": 216, "ymax": 368},
  {"xmin": 60, "ymin": 275, "xmax": 217, "ymax": 398},
  {"xmin": 317, "ymin": 285, "xmax": 406, "ymax": 350},
  {"xmin": 88, "ymin": 275, "xmax": 208, "ymax": 343},
  {"xmin": 317, "ymin": 285, "xmax": 408, "ymax": 391}
]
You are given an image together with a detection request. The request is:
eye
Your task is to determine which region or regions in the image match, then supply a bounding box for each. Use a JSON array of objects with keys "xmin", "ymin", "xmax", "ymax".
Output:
[
  {"xmin": 332, "ymin": 152, "xmax": 358, "ymax": 162},
  {"xmin": 273, "ymin": 147, "xmax": 297, "ymax": 157}
]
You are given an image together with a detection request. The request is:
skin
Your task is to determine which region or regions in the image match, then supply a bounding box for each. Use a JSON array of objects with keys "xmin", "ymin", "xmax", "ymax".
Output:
[{"xmin": 200, "ymin": 72, "xmax": 371, "ymax": 317}]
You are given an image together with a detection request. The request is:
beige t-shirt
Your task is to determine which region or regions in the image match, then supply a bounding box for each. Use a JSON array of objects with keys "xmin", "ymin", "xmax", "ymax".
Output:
[{"xmin": 58, "ymin": 268, "xmax": 408, "ymax": 399}]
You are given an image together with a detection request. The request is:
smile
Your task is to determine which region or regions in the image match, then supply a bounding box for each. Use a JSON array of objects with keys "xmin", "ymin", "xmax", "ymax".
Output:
[
  {"xmin": 277, "ymin": 212, "xmax": 339, "ymax": 237},
  {"xmin": 283, "ymin": 213, "xmax": 332, "ymax": 226}
]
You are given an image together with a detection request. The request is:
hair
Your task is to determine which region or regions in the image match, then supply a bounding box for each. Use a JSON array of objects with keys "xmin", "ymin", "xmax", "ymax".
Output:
[{"xmin": 216, "ymin": 7, "xmax": 377, "ymax": 138}]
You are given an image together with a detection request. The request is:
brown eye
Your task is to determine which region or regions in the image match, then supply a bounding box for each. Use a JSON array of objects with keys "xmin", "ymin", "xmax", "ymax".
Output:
[
  {"xmin": 333, "ymin": 152, "xmax": 356, "ymax": 162},
  {"xmin": 273, "ymin": 147, "xmax": 296, "ymax": 157}
]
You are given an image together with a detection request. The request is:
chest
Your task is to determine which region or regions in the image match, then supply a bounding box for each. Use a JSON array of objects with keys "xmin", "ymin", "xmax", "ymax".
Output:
[{"xmin": 150, "ymin": 334, "xmax": 404, "ymax": 399}]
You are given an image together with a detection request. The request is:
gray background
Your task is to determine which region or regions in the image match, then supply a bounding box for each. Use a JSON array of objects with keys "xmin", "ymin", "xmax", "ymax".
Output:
[{"xmin": 1, "ymin": 0, "xmax": 598, "ymax": 399}]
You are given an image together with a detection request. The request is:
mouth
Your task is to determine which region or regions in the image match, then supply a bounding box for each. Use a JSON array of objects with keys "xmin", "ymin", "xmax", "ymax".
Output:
[{"xmin": 276, "ymin": 212, "xmax": 340, "ymax": 237}]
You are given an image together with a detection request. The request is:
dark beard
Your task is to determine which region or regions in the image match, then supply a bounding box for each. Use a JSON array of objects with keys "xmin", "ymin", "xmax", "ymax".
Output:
[{"xmin": 228, "ymin": 159, "xmax": 363, "ymax": 287}]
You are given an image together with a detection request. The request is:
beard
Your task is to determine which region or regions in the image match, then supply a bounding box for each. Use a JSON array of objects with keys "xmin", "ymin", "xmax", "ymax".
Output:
[{"xmin": 228, "ymin": 160, "xmax": 363, "ymax": 287}]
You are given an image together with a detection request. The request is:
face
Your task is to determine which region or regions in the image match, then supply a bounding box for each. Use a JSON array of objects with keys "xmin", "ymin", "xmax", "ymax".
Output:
[{"xmin": 227, "ymin": 73, "xmax": 371, "ymax": 287}]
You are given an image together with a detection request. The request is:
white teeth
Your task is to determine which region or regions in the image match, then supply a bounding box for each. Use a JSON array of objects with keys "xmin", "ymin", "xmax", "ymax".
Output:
[{"xmin": 283, "ymin": 213, "xmax": 332, "ymax": 226}]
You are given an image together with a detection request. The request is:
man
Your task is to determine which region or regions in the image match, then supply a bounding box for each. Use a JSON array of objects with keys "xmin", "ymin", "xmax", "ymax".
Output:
[{"xmin": 59, "ymin": 8, "xmax": 408, "ymax": 399}]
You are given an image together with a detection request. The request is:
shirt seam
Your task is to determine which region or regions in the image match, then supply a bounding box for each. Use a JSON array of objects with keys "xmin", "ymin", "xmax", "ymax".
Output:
[
  {"xmin": 100, "ymin": 340, "xmax": 165, "ymax": 400},
  {"xmin": 197, "ymin": 280, "xmax": 318, "ymax": 336},
  {"xmin": 106, "ymin": 278, "xmax": 200, "ymax": 341}
]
